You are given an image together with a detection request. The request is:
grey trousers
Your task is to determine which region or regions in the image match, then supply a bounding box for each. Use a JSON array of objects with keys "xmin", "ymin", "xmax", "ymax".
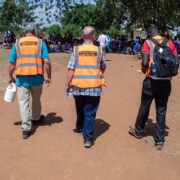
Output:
[{"xmin": 17, "ymin": 85, "xmax": 42, "ymax": 131}]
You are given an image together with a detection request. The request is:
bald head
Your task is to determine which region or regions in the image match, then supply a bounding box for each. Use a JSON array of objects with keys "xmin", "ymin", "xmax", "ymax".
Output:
[
  {"xmin": 82, "ymin": 26, "xmax": 95, "ymax": 41},
  {"xmin": 24, "ymin": 23, "xmax": 36, "ymax": 35}
]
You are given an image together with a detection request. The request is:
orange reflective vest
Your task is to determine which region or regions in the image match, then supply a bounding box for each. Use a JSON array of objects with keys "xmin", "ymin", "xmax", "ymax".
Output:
[
  {"xmin": 15, "ymin": 36, "xmax": 44, "ymax": 75},
  {"xmin": 71, "ymin": 44, "xmax": 105, "ymax": 88}
]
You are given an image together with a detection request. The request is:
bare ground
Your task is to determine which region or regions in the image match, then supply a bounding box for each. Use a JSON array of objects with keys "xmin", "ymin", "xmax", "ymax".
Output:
[{"xmin": 0, "ymin": 50, "xmax": 180, "ymax": 180}]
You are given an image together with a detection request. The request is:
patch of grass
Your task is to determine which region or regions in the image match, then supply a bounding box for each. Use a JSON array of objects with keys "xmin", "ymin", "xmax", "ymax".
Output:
[
  {"xmin": 49, "ymin": 52, "xmax": 71, "ymax": 67},
  {"xmin": 144, "ymin": 138, "xmax": 180, "ymax": 158}
]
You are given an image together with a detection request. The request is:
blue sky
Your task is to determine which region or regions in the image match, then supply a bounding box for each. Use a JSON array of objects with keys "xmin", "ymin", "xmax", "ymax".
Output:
[{"xmin": 35, "ymin": 0, "xmax": 96, "ymax": 27}]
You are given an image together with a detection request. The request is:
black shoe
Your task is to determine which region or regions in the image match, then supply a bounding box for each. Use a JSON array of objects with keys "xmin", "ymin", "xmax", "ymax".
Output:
[
  {"xmin": 33, "ymin": 115, "xmax": 44, "ymax": 125},
  {"xmin": 73, "ymin": 129, "xmax": 83, "ymax": 135},
  {"xmin": 84, "ymin": 140, "xmax": 94, "ymax": 148},
  {"xmin": 22, "ymin": 131, "xmax": 31, "ymax": 139}
]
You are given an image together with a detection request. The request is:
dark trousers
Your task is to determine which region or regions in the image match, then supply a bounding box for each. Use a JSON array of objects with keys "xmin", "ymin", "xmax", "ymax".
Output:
[
  {"xmin": 135, "ymin": 77, "xmax": 171, "ymax": 142},
  {"xmin": 74, "ymin": 95, "xmax": 100, "ymax": 141}
]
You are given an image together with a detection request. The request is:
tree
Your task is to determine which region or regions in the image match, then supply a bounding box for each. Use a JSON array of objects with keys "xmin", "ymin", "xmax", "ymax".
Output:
[
  {"xmin": 0, "ymin": 0, "xmax": 37, "ymax": 30},
  {"xmin": 95, "ymin": 0, "xmax": 180, "ymax": 33},
  {"xmin": 46, "ymin": 25, "xmax": 62, "ymax": 37},
  {"xmin": 95, "ymin": 0, "xmax": 126, "ymax": 30},
  {"xmin": 122, "ymin": 0, "xmax": 180, "ymax": 32},
  {"xmin": 61, "ymin": 4, "xmax": 108, "ymax": 33}
]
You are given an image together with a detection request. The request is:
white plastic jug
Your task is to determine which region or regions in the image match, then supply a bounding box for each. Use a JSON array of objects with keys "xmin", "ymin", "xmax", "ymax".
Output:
[{"xmin": 4, "ymin": 83, "xmax": 17, "ymax": 103}]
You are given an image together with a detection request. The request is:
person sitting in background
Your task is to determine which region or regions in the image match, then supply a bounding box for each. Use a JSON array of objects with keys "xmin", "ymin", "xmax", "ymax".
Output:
[
  {"xmin": 112, "ymin": 39, "xmax": 119, "ymax": 52},
  {"xmin": 2, "ymin": 40, "xmax": 8, "ymax": 49},
  {"xmin": 50, "ymin": 43, "xmax": 55, "ymax": 52},
  {"xmin": 121, "ymin": 46, "xmax": 127, "ymax": 54},
  {"xmin": 133, "ymin": 38, "xmax": 140, "ymax": 54},
  {"xmin": 54, "ymin": 41, "xmax": 60, "ymax": 52}
]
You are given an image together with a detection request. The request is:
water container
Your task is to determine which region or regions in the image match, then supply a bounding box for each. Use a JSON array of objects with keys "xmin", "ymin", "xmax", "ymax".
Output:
[
  {"xmin": 66, "ymin": 91, "xmax": 72, "ymax": 98},
  {"xmin": 151, "ymin": 62, "xmax": 157, "ymax": 77},
  {"xmin": 4, "ymin": 83, "xmax": 17, "ymax": 103}
]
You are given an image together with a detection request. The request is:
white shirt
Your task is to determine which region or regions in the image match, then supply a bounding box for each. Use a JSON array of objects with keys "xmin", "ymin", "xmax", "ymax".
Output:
[{"xmin": 97, "ymin": 34, "xmax": 109, "ymax": 48}]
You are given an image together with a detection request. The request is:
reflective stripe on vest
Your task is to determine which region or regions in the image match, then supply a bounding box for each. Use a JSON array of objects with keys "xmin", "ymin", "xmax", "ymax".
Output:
[
  {"xmin": 15, "ymin": 37, "xmax": 44, "ymax": 75},
  {"xmin": 71, "ymin": 44, "xmax": 105, "ymax": 88},
  {"xmin": 73, "ymin": 75, "xmax": 104, "ymax": 79}
]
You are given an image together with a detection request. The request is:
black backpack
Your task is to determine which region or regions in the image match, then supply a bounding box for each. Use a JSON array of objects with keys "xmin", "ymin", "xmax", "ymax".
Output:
[{"xmin": 150, "ymin": 38, "xmax": 179, "ymax": 78}]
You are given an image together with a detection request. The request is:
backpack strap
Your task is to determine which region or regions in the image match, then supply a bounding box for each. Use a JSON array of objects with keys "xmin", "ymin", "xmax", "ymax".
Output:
[
  {"xmin": 150, "ymin": 38, "xmax": 160, "ymax": 46},
  {"xmin": 161, "ymin": 38, "xmax": 169, "ymax": 46},
  {"xmin": 151, "ymin": 37, "xmax": 169, "ymax": 47}
]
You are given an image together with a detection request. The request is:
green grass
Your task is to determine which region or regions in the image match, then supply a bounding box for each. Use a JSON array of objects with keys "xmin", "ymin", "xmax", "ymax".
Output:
[{"xmin": 144, "ymin": 138, "xmax": 180, "ymax": 158}]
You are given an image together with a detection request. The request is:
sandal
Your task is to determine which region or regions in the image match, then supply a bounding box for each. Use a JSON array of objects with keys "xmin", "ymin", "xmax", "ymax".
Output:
[
  {"xmin": 129, "ymin": 126, "xmax": 143, "ymax": 139},
  {"xmin": 155, "ymin": 142, "xmax": 164, "ymax": 150}
]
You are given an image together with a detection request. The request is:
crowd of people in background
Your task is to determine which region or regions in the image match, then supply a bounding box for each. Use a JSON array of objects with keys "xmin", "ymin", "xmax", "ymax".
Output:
[
  {"xmin": 42, "ymin": 32, "xmax": 145, "ymax": 57},
  {"xmin": 2, "ymin": 31, "xmax": 16, "ymax": 49},
  {"xmin": 1, "ymin": 30, "xmax": 180, "ymax": 57}
]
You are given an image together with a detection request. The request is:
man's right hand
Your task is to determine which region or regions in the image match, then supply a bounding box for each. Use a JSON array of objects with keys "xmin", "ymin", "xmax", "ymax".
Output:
[
  {"xmin": 141, "ymin": 66, "xmax": 147, "ymax": 74},
  {"xmin": 8, "ymin": 76, "xmax": 15, "ymax": 84}
]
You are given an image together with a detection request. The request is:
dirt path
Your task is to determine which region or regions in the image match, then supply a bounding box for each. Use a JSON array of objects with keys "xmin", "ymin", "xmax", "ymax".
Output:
[{"xmin": 0, "ymin": 54, "xmax": 180, "ymax": 180}]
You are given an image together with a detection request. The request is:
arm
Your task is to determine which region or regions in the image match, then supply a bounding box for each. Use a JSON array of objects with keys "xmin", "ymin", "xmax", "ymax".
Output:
[
  {"xmin": 141, "ymin": 41, "xmax": 150, "ymax": 74},
  {"xmin": 66, "ymin": 53, "xmax": 76, "ymax": 91},
  {"xmin": 43, "ymin": 58, "xmax": 51, "ymax": 87},
  {"xmin": 8, "ymin": 44, "xmax": 17, "ymax": 83},
  {"xmin": 42, "ymin": 41, "xmax": 51, "ymax": 86},
  {"xmin": 101, "ymin": 52, "xmax": 107, "ymax": 73},
  {"xmin": 141, "ymin": 53, "xmax": 149, "ymax": 74},
  {"xmin": 65, "ymin": 69, "xmax": 74, "ymax": 91},
  {"xmin": 8, "ymin": 62, "xmax": 16, "ymax": 83},
  {"xmin": 106, "ymin": 36, "xmax": 110, "ymax": 43}
]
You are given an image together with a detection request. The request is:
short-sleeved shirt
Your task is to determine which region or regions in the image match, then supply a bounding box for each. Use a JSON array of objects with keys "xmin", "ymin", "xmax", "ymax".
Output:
[
  {"xmin": 67, "ymin": 42, "xmax": 107, "ymax": 96},
  {"xmin": 97, "ymin": 34, "xmax": 109, "ymax": 48},
  {"xmin": 142, "ymin": 35, "xmax": 177, "ymax": 79},
  {"xmin": 142, "ymin": 36, "xmax": 177, "ymax": 55},
  {"xmin": 9, "ymin": 40, "xmax": 49, "ymax": 87}
]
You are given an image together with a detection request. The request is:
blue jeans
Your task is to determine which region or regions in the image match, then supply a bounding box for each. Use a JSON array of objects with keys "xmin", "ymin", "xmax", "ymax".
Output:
[{"xmin": 74, "ymin": 95, "xmax": 100, "ymax": 141}]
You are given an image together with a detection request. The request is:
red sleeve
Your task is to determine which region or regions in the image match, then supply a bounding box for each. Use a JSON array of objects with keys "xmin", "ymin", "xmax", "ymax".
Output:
[
  {"xmin": 168, "ymin": 40, "xmax": 177, "ymax": 55},
  {"xmin": 142, "ymin": 40, "xmax": 150, "ymax": 54}
]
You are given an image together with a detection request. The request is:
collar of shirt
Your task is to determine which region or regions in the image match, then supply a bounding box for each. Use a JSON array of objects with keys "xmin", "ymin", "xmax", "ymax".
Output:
[{"xmin": 83, "ymin": 42, "xmax": 93, "ymax": 45}]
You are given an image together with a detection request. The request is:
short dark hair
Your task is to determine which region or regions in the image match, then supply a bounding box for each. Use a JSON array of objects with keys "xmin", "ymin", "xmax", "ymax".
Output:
[{"xmin": 147, "ymin": 26, "xmax": 159, "ymax": 35}]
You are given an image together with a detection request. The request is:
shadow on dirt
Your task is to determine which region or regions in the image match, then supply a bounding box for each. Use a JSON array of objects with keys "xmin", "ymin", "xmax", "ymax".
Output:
[
  {"xmin": 14, "ymin": 112, "xmax": 63, "ymax": 136},
  {"xmin": 143, "ymin": 118, "xmax": 169, "ymax": 138},
  {"xmin": 94, "ymin": 119, "xmax": 110, "ymax": 140}
]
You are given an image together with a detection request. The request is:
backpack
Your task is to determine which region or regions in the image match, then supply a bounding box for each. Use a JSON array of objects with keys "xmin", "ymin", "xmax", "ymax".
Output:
[{"xmin": 150, "ymin": 38, "xmax": 179, "ymax": 78}]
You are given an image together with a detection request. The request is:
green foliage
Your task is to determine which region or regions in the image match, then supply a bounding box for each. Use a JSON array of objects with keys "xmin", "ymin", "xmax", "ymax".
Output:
[
  {"xmin": 106, "ymin": 27, "xmax": 125, "ymax": 37},
  {"xmin": 95, "ymin": 0, "xmax": 180, "ymax": 33},
  {"xmin": 121, "ymin": 0, "xmax": 180, "ymax": 32},
  {"xmin": 0, "ymin": 0, "xmax": 36, "ymax": 30},
  {"xmin": 0, "ymin": 0, "xmax": 179, "ymax": 35},
  {"xmin": 61, "ymin": 4, "xmax": 105, "ymax": 32},
  {"xmin": 46, "ymin": 25, "xmax": 62, "ymax": 37},
  {"xmin": 61, "ymin": 24, "xmax": 81, "ymax": 37}
]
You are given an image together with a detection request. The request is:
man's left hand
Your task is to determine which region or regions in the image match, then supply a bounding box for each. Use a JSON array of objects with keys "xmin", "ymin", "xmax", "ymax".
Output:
[{"xmin": 45, "ymin": 78, "xmax": 51, "ymax": 87}]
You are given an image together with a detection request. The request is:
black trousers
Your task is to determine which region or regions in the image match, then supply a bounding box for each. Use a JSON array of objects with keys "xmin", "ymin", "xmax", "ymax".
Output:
[{"xmin": 135, "ymin": 77, "xmax": 171, "ymax": 142}]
